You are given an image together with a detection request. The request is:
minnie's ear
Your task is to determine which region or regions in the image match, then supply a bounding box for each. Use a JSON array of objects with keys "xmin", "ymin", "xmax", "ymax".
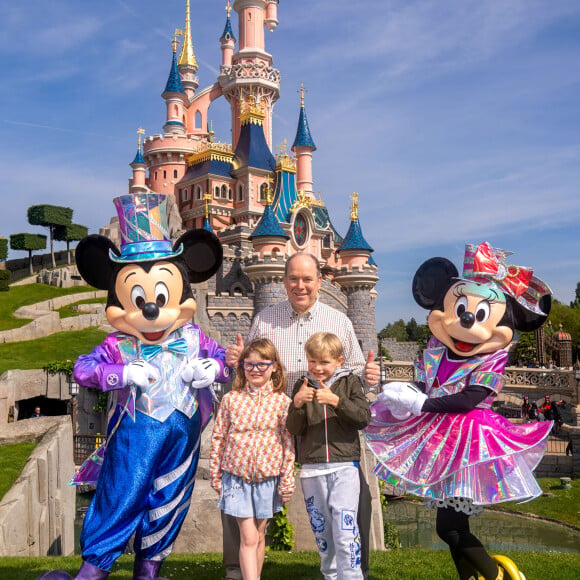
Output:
[
  {"xmin": 509, "ymin": 294, "xmax": 552, "ymax": 332},
  {"xmin": 75, "ymin": 234, "xmax": 120, "ymax": 290},
  {"xmin": 175, "ymin": 229, "xmax": 223, "ymax": 283},
  {"xmin": 412, "ymin": 257, "xmax": 458, "ymax": 310}
]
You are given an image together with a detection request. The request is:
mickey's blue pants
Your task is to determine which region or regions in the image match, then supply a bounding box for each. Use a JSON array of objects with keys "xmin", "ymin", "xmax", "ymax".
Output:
[{"xmin": 80, "ymin": 409, "xmax": 201, "ymax": 572}]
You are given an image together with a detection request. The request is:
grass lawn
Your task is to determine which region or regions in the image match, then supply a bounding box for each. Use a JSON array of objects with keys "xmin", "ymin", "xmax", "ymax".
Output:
[
  {"xmin": 494, "ymin": 477, "xmax": 580, "ymax": 528},
  {"xmin": 0, "ymin": 284, "xmax": 96, "ymax": 330},
  {"xmin": 57, "ymin": 297, "xmax": 106, "ymax": 319},
  {"xmin": 2, "ymin": 550, "xmax": 579, "ymax": 579},
  {"xmin": 0, "ymin": 441, "xmax": 37, "ymax": 501},
  {"xmin": 0, "ymin": 328, "xmax": 107, "ymax": 375}
]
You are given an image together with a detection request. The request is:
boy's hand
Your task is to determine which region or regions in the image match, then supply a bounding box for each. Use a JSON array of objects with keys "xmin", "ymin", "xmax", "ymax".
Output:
[
  {"xmin": 315, "ymin": 384, "xmax": 340, "ymax": 408},
  {"xmin": 293, "ymin": 377, "xmax": 316, "ymax": 408}
]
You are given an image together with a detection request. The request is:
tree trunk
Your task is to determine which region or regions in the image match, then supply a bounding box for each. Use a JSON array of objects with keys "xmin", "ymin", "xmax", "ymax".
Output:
[
  {"xmin": 50, "ymin": 225, "xmax": 56, "ymax": 269},
  {"xmin": 28, "ymin": 250, "xmax": 33, "ymax": 275}
]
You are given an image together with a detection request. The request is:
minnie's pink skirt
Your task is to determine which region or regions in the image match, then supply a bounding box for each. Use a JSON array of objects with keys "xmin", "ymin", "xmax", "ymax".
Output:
[{"xmin": 364, "ymin": 400, "xmax": 552, "ymax": 505}]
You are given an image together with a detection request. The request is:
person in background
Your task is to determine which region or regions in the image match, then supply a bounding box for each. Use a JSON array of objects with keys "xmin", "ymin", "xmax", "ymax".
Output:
[
  {"xmin": 31, "ymin": 406, "xmax": 43, "ymax": 418},
  {"xmin": 223, "ymin": 253, "xmax": 379, "ymax": 580},
  {"xmin": 287, "ymin": 332, "xmax": 371, "ymax": 579},
  {"xmin": 210, "ymin": 338, "xmax": 295, "ymax": 580}
]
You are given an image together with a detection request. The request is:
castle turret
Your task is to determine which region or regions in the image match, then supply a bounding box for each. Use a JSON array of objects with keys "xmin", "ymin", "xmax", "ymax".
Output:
[
  {"xmin": 129, "ymin": 128, "xmax": 148, "ymax": 193},
  {"xmin": 177, "ymin": 0, "xmax": 199, "ymax": 99},
  {"xmin": 333, "ymin": 193, "xmax": 379, "ymax": 355},
  {"xmin": 264, "ymin": 0, "xmax": 279, "ymax": 32},
  {"xmin": 220, "ymin": 1, "xmax": 236, "ymax": 67},
  {"xmin": 162, "ymin": 32, "xmax": 188, "ymax": 136},
  {"xmin": 291, "ymin": 84, "xmax": 316, "ymax": 197}
]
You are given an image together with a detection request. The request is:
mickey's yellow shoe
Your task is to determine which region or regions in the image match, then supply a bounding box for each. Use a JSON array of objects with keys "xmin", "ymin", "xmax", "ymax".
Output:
[{"xmin": 492, "ymin": 555, "xmax": 526, "ymax": 580}]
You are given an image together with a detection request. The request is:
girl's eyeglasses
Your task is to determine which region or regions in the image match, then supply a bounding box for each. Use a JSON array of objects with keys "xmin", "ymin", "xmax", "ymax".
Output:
[{"xmin": 242, "ymin": 361, "xmax": 275, "ymax": 372}]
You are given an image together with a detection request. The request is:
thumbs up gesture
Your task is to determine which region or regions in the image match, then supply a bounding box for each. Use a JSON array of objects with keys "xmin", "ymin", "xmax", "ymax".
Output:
[
  {"xmin": 226, "ymin": 333, "xmax": 245, "ymax": 367},
  {"xmin": 364, "ymin": 350, "xmax": 380, "ymax": 387}
]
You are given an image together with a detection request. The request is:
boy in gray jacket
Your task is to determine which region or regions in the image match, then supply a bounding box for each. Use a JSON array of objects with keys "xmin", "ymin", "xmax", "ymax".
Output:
[{"xmin": 287, "ymin": 332, "xmax": 371, "ymax": 580}]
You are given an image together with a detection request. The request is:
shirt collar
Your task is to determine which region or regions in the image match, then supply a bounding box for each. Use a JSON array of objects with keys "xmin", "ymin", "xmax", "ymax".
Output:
[{"xmin": 287, "ymin": 299, "xmax": 320, "ymax": 320}]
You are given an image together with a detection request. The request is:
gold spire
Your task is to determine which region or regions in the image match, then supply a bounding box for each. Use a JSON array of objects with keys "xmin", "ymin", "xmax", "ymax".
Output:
[
  {"xmin": 350, "ymin": 192, "xmax": 359, "ymax": 221},
  {"xmin": 172, "ymin": 29, "xmax": 182, "ymax": 53},
  {"xmin": 178, "ymin": 0, "xmax": 198, "ymax": 68},
  {"xmin": 299, "ymin": 82, "xmax": 307, "ymax": 107},
  {"xmin": 137, "ymin": 127, "xmax": 145, "ymax": 152},
  {"xmin": 226, "ymin": 0, "xmax": 232, "ymax": 17},
  {"xmin": 265, "ymin": 177, "xmax": 274, "ymax": 205},
  {"xmin": 240, "ymin": 93, "xmax": 266, "ymax": 125},
  {"xmin": 203, "ymin": 192, "xmax": 211, "ymax": 219}
]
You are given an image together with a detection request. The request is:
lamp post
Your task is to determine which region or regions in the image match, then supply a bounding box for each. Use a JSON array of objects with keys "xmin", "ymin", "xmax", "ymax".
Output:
[{"xmin": 68, "ymin": 375, "xmax": 79, "ymax": 434}]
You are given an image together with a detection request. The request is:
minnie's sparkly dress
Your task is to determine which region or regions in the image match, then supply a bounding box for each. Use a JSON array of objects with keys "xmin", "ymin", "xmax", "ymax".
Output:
[{"xmin": 364, "ymin": 338, "xmax": 552, "ymax": 509}]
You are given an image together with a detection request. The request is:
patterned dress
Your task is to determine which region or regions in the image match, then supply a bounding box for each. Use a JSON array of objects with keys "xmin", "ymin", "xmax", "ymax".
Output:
[{"xmin": 364, "ymin": 338, "xmax": 552, "ymax": 510}]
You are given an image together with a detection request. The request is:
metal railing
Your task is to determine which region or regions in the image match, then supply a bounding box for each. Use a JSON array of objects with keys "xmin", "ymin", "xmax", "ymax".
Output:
[{"xmin": 74, "ymin": 434, "xmax": 105, "ymax": 465}]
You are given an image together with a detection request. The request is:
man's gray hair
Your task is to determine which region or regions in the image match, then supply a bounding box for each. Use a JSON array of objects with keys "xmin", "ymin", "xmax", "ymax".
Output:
[{"xmin": 284, "ymin": 252, "xmax": 322, "ymax": 277}]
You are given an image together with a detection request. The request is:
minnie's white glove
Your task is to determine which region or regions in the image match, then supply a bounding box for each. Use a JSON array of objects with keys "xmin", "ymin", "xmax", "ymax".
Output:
[
  {"xmin": 378, "ymin": 382, "xmax": 427, "ymax": 419},
  {"xmin": 124, "ymin": 360, "xmax": 160, "ymax": 388},
  {"xmin": 182, "ymin": 358, "xmax": 220, "ymax": 389}
]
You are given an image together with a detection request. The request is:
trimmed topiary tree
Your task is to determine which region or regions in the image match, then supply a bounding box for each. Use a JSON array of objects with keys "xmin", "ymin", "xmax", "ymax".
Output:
[
  {"xmin": 54, "ymin": 223, "xmax": 89, "ymax": 264},
  {"xmin": 0, "ymin": 237, "xmax": 7, "ymax": 271},
  {"xmin": 10, "ymin": 233, "xmax": 47, "ymax": 275},
  {"xmin": 27, "ymin": 204, "xmax": 73, "ymax": 268}
]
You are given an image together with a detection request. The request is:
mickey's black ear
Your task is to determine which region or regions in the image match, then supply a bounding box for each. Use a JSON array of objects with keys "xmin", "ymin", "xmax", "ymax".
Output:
[
  {"xmin": 75, "ymin": 234, "xmax": 120, "ymax": 290},
  {"xmin": 175, "ymin": 229, "xmax": 223, "ymax": 283},
  {"xmin": 509, "ymin": 294, "xmax": 552, "ymax": 332},
  {"xmin": 412, "ymin": 257, "xmax": 458, "ymax": 310}
]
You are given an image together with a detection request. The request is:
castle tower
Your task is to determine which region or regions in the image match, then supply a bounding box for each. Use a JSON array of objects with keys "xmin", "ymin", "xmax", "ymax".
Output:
[
  {"xmin": 220, "ymin": 1, "xmax": 236, "ymax": 67},
  {"xmin": 292, "ymin": 84, "xmax": 317, "ymax": 198},
  {"xmin": 129, "ymin": 128, "xmax": 148, "ymax": 193},
  {"xmin": 163, "ymin": 32, "xmax": 188, "ymax": 136},
  {"xmin": 245, "ymin": 185, "xmax": 289, "ymax": 313},
  {"xmin": 333, "ymin": 193, "xmax": 379, "ymax": 355},
  {"xmin": 177, "ymin": 0, "xmax": 199, "ymax": 100},
  {"xmin": 219, "ymin": 0, "xmax": 281, "ymax": 149}
]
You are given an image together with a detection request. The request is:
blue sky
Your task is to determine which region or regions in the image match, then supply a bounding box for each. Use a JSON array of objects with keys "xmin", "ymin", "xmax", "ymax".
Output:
[{"xmin": 2, "ymin": 0, "xmax": 580, "ymax": 330}]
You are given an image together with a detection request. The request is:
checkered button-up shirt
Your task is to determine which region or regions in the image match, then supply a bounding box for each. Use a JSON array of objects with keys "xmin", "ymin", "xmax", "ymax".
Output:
[{"xmin": 247, "ymin": 300, "xmax": 366, "ymax": 395}]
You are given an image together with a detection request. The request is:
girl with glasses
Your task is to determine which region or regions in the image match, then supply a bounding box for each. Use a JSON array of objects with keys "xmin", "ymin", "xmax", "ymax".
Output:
[{"xmin": 210, "ymin": 338, "xmax": 295, "ymax": 580}]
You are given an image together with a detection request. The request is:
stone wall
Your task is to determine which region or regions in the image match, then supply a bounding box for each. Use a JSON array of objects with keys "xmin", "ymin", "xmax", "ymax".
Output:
[
  {"xmin": 0, "ymin": 416, "xmax": 75, "ymax": 556},
  {"xmin": 382, "ymin": 338, "xmax": 421, "ymax": 362}
]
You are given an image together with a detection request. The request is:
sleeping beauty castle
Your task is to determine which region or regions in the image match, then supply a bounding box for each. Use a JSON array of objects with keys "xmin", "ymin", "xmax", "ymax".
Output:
[{"xmin": 111, "ymin": 0, "xmax": 379, "ymax": 353}]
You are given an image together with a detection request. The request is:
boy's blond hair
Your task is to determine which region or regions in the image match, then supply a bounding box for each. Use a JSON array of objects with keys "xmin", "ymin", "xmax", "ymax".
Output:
[{"xmin": 305, "ymin": 332, "xmax": 344, "ymax": 360}]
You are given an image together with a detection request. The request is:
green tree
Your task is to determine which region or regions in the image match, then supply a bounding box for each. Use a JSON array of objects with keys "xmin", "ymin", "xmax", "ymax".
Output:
[
  {"xmin": 570, "ymin": 282, "xmax": 580, "ymax": 309},
  {"xmin": 10, "ymin": 233, "xmax": 47, "ymax": 275},
  {"xmin": 512, "ymin": 331, "xmax": 538, "ymax": 366},
  {"xmin": 54, "ymin": 223, "xmax": 88, "ymax": 264},
  {"xmin": 27, "ymin": 204, "xmax": 73, "ymax": 269},
  {"xmin": 379, "ymin": 319, "xmax": 407, "ymax": 342}
]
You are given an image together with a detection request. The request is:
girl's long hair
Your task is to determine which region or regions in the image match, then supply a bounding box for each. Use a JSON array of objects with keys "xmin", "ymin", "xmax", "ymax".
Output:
[{"xmin": 232, "ymin": 338, "xmax": 286, "ymax": 393}]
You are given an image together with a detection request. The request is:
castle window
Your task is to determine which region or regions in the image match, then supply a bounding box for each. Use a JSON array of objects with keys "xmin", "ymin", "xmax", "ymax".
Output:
[
  {"xmin": 214, "ymin": 186, "xmax": 220, "ymax": 198},
  {"xmin": 195, "ymin": 111, "xmax": 202, "ymax": 129},
  {"xmin": 259, "ymin": 182, "xmax": 268, "ymax": 203},
  {"xmin": 195, "ymin": 185, "xmax": 203, "ymax": 200},
  {"xmin": 174, "ymin": 169, "xmax": 178, "ymax": 179},
  {"xmin": 183, "ymin": 188, "xmax": 189, "ymax": 201},
  {"xmin": 221, "ymin": 184, "xmax": 228, "ymax": 199},
  {"xmin": 228, "ymin": 187, "xmax": 233, "ymax": 201},
  {"xmin": 163, "ymin": 170, "xmax": 167, "ymax": 179},
  {"xmin": 236, "ymin": 183, "xmax": 244, "ymax": 202}
]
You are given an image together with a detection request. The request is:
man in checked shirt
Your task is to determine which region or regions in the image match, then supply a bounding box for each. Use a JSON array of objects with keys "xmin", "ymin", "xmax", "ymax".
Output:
[{"xmin": 222, "ymin": 252, "xmax": 380, "ymax": 580}]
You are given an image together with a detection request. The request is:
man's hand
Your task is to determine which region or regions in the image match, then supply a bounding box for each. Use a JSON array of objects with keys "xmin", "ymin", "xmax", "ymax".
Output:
[
  {"xmin": 225, "ymin": 333, "xmax": 244, "ymax": 368},
  {"xmin": 364, "ymin": 350, "xmax": 380, "ymax": 387},
  {"xmin": 124, "ymin": 360, "xmax": 160, "ymax": 388},
  {"xmin": 293, "ymin": 377, "xmax": 316, "ymax": 408},
  {"xmin": 182, "ymin": 358, "xmax": 220, "ymax": 389},
  {"xmin": 315, "ymin": 384, "xmax": 340, "ymax": 408}
]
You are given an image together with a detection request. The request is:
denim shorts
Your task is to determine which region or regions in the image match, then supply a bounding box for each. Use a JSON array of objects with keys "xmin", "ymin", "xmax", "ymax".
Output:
[{"xmin": 218, "ymin": 472, "xmax": 283, "ymax": 519}]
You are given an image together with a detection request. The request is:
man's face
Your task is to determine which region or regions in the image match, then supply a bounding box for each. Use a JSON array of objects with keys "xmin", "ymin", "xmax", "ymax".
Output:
[{"xmin": 284, "ymin": 255, "xmax": 322, "ymax": 314}]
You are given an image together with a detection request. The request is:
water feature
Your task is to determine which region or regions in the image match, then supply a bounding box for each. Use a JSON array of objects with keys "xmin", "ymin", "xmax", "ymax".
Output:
[{"xmin": 385, "ymin": 500, "xmax": 580, "ymax": 553}]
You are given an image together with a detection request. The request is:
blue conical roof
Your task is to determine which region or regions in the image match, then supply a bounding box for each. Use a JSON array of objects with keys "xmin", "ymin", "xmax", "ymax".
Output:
[
  {"xmin": 131, "ymin": 147, "xmax": 145, "ymax": 165},
  {"xmin": 163, "ymin": 50, "xmax": 185, "ymax": 95},
  {"xmin": 250, "ymin": 203, "xmax": 289, "ymax": 240},
  {"xmin": 234, "ymin": 121, "xmax": 276, "ymax": 171},
  {"xmin": 292, "ymin": 104, "xmax": 316, "ymax": 150},
  {"xmin": 221, "ymin": 14, "xmax": 235, "ymax": 41},
  {"xmin": 338, "ymin": 218, "xmax": 373, "ymax": 252},
  {"xmin": 202, "ymin": 216, "xmax": 214, "ymax": 233}
]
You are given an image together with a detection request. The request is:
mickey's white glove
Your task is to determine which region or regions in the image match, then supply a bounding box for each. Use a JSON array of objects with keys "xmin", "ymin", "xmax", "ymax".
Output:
[
  {"xmin": 124, "ymin": 360, "xmax": 160, "ymax": 388},
  {"xmin": 378, "ymin": 382, "xmax": 427, "ymax": 419},
  {"xmin": 182, "ymin": 358, "xmax": 220, "ymax": 389}
]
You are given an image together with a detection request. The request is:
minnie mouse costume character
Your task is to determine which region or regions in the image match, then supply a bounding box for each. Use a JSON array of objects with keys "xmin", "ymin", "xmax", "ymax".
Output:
[
  {"xmin": 364, "ymin": 242, "xmax": 553, "ymax": 580},
  {"xmin": 40, "ymin": 193, "xmax": 230, "ymax": 580}
]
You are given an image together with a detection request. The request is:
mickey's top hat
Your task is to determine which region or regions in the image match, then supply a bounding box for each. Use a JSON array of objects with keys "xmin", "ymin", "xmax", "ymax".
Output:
[{"xmin": 110, "ymin": 193, "xmax": 183, "ymax": 263}]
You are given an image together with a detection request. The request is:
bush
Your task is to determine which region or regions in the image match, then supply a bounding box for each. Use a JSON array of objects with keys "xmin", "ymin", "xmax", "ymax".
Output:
[{"xmin": 0, "ymin": 270, "xmax": 10, "ymax": 291}]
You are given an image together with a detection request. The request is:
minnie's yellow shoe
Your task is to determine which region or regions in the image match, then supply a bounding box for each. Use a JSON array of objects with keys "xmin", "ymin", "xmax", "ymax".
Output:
[{"xmin": 492, "ymin": 555, "xmax": 526, "ymax": 580}]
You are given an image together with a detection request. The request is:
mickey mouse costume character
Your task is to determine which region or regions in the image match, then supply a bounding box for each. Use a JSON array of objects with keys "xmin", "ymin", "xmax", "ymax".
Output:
[
  {"xmin": 364, "ymin": 242, "xmax": 553, "ymax": 580},
  {"xmin": 40, "ymin": 193, "xmax": 230, "ymax": 580}
]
